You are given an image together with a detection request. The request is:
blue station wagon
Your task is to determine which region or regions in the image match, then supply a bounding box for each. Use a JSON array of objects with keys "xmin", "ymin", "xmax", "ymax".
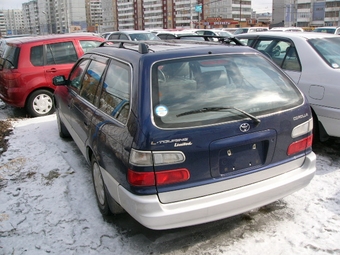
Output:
[{"xmin": 53, "ymin": 40, "xmax": 316, "ymax": 230}]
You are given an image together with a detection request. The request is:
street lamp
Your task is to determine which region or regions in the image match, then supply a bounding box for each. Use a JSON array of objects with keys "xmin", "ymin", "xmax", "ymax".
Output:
[{"xmin": 42, "ymin": 11, "xmax": 52, "ymax": 34}]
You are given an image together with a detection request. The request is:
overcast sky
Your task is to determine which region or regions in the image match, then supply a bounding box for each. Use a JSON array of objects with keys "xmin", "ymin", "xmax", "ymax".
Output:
[{"xmin": 1, "ymin": 0, "xmax": 272, "ymax": 12}]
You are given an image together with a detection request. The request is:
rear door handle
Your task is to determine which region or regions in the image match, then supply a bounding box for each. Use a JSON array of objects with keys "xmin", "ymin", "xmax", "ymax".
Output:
[{"xmin": 46, "ymin": 68, "xmax": 57, "ymax": 73}]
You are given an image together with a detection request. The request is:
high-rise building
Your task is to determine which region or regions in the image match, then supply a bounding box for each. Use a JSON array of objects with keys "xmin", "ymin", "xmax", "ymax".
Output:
[
  {"xmin": 2, "ymin": 9, "xmax": 25, "ymax": 36},
  {"xmin": 3, "ymin": 0, "xmax": 254, "ymax": 35},
  {"xmin": 272, "ymin": 0, "xmax": 340, "ymax": 28},
  {"xmin": 0, "ymin": 11, "xmax": 6, "ymax": 37}
]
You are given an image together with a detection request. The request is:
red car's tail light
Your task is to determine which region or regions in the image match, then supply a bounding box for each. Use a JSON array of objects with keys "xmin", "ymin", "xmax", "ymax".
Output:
[
  {"xmin": 3, "ymin": 72, "xmax": 21, "ymax": 80},
  {"xmin": 287, "ymin": 134, "xmax": 313, "ymax": 156}
]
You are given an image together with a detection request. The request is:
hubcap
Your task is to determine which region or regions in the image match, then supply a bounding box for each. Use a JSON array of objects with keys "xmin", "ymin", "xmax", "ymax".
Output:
[{"xmin": 33, "ymin": 94, "xmax": 52, "ymax": 114}]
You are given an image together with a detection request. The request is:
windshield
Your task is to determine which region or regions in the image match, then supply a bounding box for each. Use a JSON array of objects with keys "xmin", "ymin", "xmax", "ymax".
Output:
[
  {"xmin": 152, "ymin": 54, "xmax": 303, "ymax": 128},
  {"xmin": 308, "ymin": 37, "xmax": 340, "ymax": 68}
]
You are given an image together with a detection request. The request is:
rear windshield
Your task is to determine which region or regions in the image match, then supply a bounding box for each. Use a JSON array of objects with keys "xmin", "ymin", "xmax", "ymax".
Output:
[
  {"xmin": 152, "ymin": 54, "xmax": 303, "ymax": 129},
  {"xmin": 308, "ymin": 37, "xmax": 340, "ymax": 68},
  {"xmin": 0, "ymin": 44, "xmax": 19, "ymax": 69}
]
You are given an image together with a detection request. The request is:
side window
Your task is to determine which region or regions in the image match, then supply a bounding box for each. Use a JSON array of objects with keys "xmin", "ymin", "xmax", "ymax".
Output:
[
  {"xmin": 79, "ymin": 60, "xmax": 107, "ymax": 103},
  {"xmin": 30, "ymin": 45, "xmax": 44, "ymax": 66},
  {"xmin": 119, "ymin": 34, "xmax": 129, "ymax": 40},
  {"xmin": 79, "ymin": 40, "xmax": 102, "ymax": 53},
  {"xmin": 46, "ymin": 41, "xmax": 78, "ymax": 65},
  {"xmin": 255, "ymin": 39, "xmax": 300, "ymax": 71},
  {"xmin": 108, "ymin": 34, "xmax": 119, "ymax": 40},
  {"xmin": 157, "ymin": 34, "xmax": 167, "ymax": 39},
  {"xmin": 99, "ymin": 60, "xmax": 131, "ymax": 123},
  {"xmin": 69, "ymin": 59, "xmax": 91, "ymax": 90},
  {"xmin": 281, "ymin": 46, "xmax": 301, "ymax": 71}
]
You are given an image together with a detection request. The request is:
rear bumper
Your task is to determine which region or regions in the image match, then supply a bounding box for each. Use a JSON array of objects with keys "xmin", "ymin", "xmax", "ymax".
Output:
[{"xmin": 117, "ymin": 152, "xmax": 316, "ymax": 230}]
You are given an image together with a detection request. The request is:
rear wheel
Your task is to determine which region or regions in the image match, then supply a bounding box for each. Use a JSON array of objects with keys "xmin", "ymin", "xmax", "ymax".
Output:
[
  {"xmin": 26, "ymin": 89, "xmax": 55, "ymax": 117},
  {"xmin": 91, "ymin": 155, "xmax": 111, "ymax": 215}
]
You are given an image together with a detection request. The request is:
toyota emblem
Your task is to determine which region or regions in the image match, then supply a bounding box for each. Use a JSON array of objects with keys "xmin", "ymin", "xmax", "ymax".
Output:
[{"xmin": 239, "ymin": 123, "xmax": 250, "ymax": 132}]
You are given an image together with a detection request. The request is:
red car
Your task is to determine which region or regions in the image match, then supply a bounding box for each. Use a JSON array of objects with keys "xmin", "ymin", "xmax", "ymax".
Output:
[{"xmin": 0, "ymin": 33, "xmax": 105, "ymax": 117}]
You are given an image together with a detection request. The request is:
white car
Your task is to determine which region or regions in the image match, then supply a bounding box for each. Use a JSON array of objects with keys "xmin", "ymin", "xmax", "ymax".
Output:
[
  {"xmin": 236, "ymin": 31, "xmax": 340, "ymax": 141},
  {"xmin": 269, "ymin": 27, "xmax": 304, "ymax": 32},
  {"xmin": 313, "ymin": 26, "xmax": 340, "ymax": 35}
]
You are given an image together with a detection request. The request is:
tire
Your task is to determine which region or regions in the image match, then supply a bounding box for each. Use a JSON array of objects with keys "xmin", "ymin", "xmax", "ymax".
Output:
[
  {"xmin": 26, "ymin": 89, "xmax": 55, "ymax": 117},
  {"xmin": 91, "ymin": 155, "xmax": 111, "ymax": 216},
  {"xmin": 56, "ymin": 111, "xmax": 70, "ymax": 138}
]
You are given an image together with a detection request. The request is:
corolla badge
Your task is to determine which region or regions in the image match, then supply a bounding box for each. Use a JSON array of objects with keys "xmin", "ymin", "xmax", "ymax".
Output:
[{"xmin": 239, "ymin": 123, "xmax": 250, "ymax": 132}]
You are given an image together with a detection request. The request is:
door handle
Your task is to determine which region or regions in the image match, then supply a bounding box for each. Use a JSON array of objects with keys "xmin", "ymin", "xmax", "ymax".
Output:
[{"xmin": 46, "ymin": 68, "xmax": 57, "ymax": 73}]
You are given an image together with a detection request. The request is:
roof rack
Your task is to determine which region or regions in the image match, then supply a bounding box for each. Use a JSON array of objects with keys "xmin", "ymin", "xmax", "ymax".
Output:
[{"xmin": 98, "ymin": 40, "xmax": 150, "ymax": 54}]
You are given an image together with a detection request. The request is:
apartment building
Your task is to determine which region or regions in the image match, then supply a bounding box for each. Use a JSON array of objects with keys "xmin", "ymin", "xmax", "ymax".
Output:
[
  {"xmin": 2, "ymin": 9, "xmax": 25, "ymax": 36},
  {"xmin": 3, "ymin": 0, "xmax": 254, "ymax": 35},
  {"xmin": 272, "ymin": 0, "xmax": 340, "ymax": 28},
  {"xmin": 22, "ymin": 0, "xmax": 40, "ymax": 35},
  {"xmin": 0, "ymin": 11, "xmax": 6, "ymax": 37}
]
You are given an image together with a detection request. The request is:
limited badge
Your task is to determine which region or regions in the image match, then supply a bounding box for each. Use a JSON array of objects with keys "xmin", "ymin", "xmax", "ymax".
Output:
[{"xmin": 155, "ymin": 105, "xmax": 168, "ymax": 117}]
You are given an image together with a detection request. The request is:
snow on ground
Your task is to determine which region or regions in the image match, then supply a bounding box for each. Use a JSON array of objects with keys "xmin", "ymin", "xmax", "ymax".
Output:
[{"xmin": 0, "ymin": 104, "xmax": 340, "ymax": 255}]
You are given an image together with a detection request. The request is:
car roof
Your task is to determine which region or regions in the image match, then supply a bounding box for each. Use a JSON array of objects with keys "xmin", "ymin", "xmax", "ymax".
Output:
[
  {"xmin": 112, "ymin": 30, "xmax": 155, "ymax": 34},
  {"xmin": 235, "ymin": 31, "xmax": 339, "ymax": 39},
  {"xmin": 3, "ymin": 33, "xmax": 103, "ymax": 44},
  {"xmin": 156, "ymin": 31, "xmax": 197, "ymax": 35},
  {"xmin": 91, "ymin": 40, "xmax": 256, "ymax": 61},
  {"xmin": 314, "ymin": 26, "xmax": 338, "ymax": 29}
]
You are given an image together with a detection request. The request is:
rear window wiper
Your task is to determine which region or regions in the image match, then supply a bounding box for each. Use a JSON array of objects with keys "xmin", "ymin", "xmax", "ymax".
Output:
[{"xmin": 176, "ymin": 106, "xmax": 261, "ymax": 125}]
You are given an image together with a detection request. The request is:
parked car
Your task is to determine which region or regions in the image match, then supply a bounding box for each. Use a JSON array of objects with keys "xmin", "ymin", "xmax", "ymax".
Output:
[
  {"xmin": 234, "ymin": 27, "xmax": 269, "ymax": 35},
  {"xmin": 235, "ymin": 31, "xmax": 340, "ymax": 141},
  {"xmin": 221, "ymin": 28, "xmax": 239, "ymax": 34},
  {"xmin": 313, "ymin": 26, "xmax": 340, "ymax": 35},
  {"xmin": 106, "ymin": 30, "xmax": 161, "ymax": 41},
  {"xmin": 100, "ymin": 31, "xmax": 116, "ymax": 40},
  {"xmin": 0, "ymin": 33, "xmax": 105, "ymax": 117},
  {"xmin": 194, "ymin": 29, "xmax": 233, "ymax": 37},
  {"xmin": 269, "ymin": 27, "xmax": 304, "ymax": 32},
  {"xmin": 53, "ymin": 40, "xmax": 315, "ymax": 230},
  {"xmin": 156, "ymin": 31, "xmax": 206, "ymax": 41}
]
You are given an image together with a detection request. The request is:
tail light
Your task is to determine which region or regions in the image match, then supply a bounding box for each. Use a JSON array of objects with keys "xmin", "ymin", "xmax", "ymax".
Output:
[
  {"xmin": 128, "ymin": 149, "xmax": 189, "ymax": 187},
  {"xmin": 287, "ymin": 119, "xmax": 313, "ymax": 155},
  {"xmin": 128, "ymin": 168, "xmax": 190, "ymax": 186},
  {"xmin": 3, "ymin": 71, "xmax": 21, "ymax": 81},
  {"xmin": 287, "ymin": 134, "xmax": 313, "ymax": 156}
]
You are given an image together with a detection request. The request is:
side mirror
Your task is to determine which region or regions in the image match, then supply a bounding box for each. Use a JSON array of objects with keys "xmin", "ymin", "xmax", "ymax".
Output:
[{"xmin": 53, "ymin": 75, "xmax": 67, "ymax": 86}]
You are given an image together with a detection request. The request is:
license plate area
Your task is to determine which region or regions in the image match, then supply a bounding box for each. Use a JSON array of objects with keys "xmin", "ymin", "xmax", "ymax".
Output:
[{"xmin": 209, "ymin": 130, "xmax": 276, "ymax": 178}]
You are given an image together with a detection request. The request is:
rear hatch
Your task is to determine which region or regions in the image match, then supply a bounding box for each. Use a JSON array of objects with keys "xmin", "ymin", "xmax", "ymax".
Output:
[
  {"xmin": 0, "ymin": 43, "xmax": 20, "ymax": 100},
  {"xmin": 148, "ymin": 52, "xmax": 311, "ymax": 203}
]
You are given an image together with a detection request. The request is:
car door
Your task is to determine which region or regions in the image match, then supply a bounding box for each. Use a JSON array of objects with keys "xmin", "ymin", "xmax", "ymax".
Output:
[
  {"xmin": 68, "ymin": 55, "xmax": 108, "ymax": 155},
  {"xmin": 252, "ymin": 38, "xmax": 302, "ymax": 83},
  {"xmin": 43, "ymin": 40, "xmax": 79, "ymax": 88}
]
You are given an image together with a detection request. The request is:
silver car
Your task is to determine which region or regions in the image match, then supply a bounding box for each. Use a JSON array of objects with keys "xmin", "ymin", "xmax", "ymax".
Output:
[
  {"xmin": 106, "ymin": 30, "xmax": 161, "ymax": 41},
  {"xmin": 235, "ymin": 31, "xmax": 340, "ymax": 141}
]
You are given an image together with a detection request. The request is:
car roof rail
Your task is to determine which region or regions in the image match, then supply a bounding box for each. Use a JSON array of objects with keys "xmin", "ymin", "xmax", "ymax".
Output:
[{"xmin": 98, "ymin": 40, "xmax": 149, "ymax": 54}]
